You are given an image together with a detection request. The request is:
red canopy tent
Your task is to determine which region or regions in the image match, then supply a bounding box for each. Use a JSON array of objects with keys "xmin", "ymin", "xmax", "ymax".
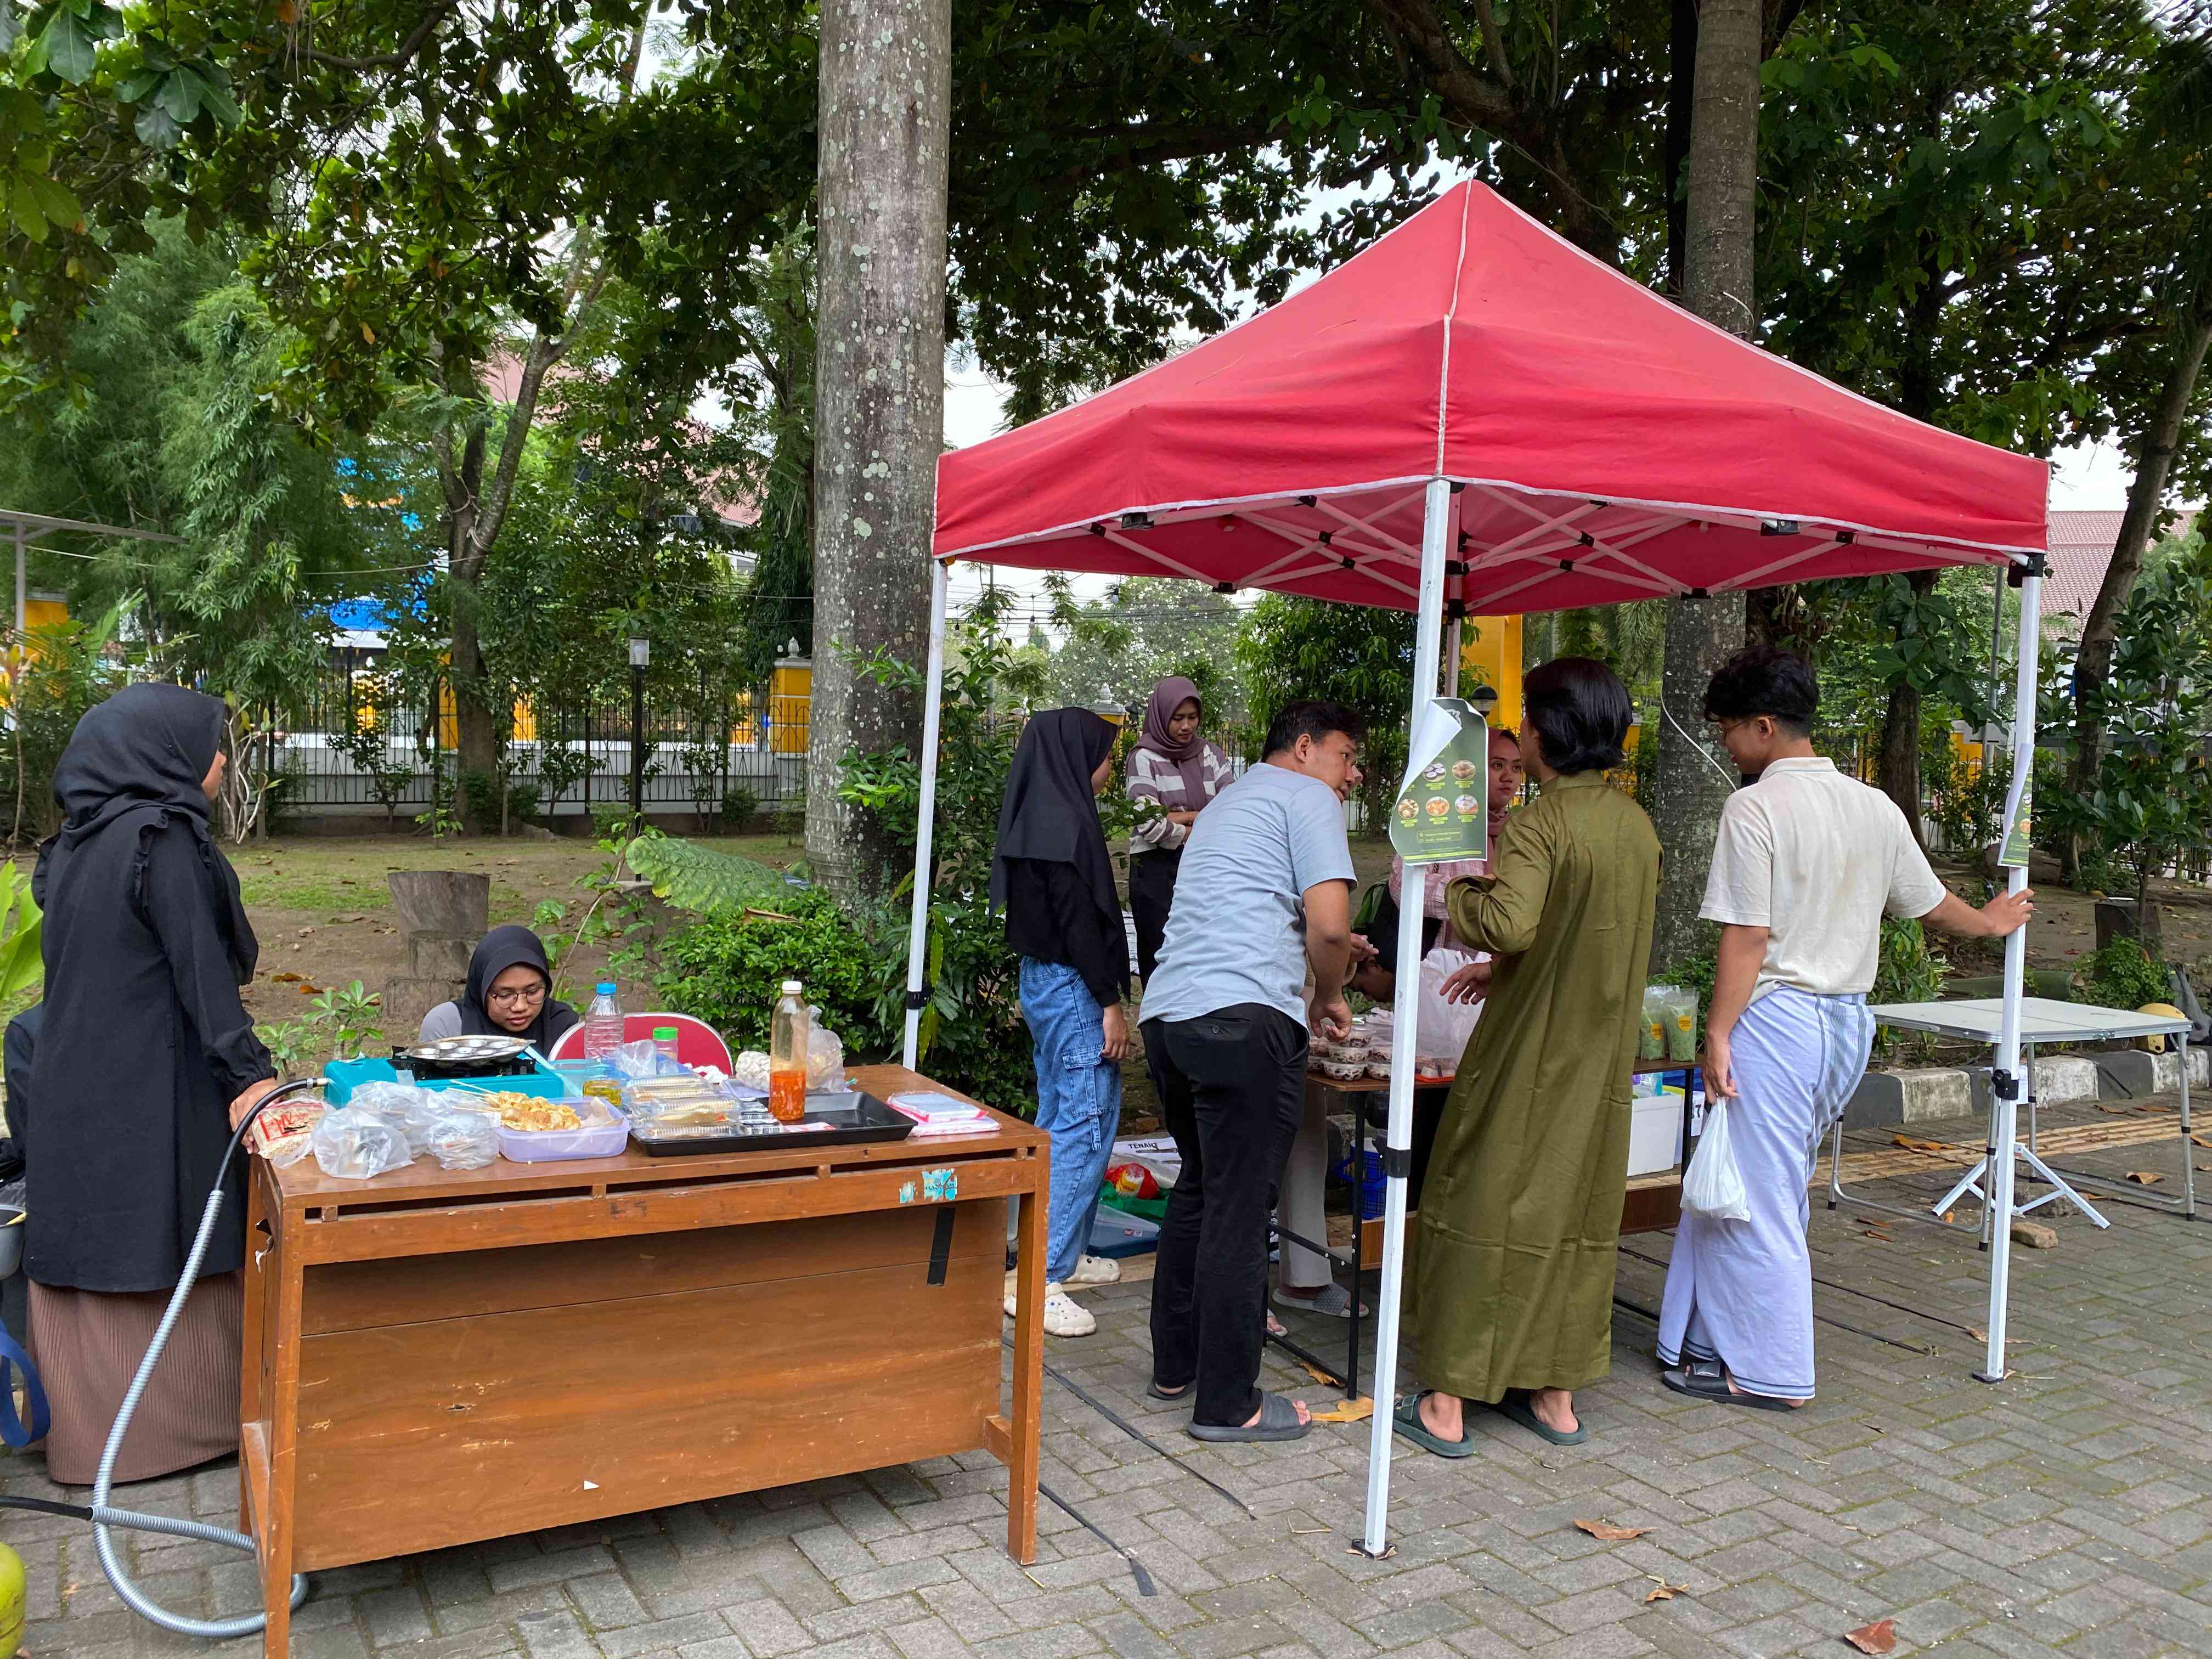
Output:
[{"xmin": 912, "ymin": 179, "xmax": 2050, "ymax": 1556}]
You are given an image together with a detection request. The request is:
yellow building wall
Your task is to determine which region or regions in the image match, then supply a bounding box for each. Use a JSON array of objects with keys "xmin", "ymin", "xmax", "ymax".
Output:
[
  {"xmin": 1458, "ymin": 614, "xmax": 1523, "ymax": 731},
  {"xmin": 770, "ymin": 659, "xmax": 811, "ymax": 755}
]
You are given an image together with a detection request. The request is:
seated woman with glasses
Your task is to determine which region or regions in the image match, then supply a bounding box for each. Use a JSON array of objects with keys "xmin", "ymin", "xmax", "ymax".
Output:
[{"xmin": 417, "ymin": 925, "xmax": 580, "ymax": 1050}]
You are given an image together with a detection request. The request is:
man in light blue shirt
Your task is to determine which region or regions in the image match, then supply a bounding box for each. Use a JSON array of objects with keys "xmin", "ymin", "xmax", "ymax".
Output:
[{"xmin": 1140, "ymin": 701, "xmax": 1363, "ymax": 1443}]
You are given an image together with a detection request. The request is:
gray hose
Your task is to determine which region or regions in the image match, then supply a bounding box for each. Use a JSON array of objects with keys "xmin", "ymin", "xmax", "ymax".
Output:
[{"xmin": 88, "ymin": 1082, "xmax": 317, "ymax": 1639}]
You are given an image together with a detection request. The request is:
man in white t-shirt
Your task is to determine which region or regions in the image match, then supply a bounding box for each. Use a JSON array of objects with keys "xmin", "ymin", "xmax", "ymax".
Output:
[{"xmin": 1658, "ymin": 646, "xmax": 2032, "ymax": 1410}]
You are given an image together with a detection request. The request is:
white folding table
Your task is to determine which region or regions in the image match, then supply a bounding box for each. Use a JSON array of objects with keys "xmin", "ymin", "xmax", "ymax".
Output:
[{"xmin": 1827, "ymin": 996, "xmax": 2193, "ymax": 1378}]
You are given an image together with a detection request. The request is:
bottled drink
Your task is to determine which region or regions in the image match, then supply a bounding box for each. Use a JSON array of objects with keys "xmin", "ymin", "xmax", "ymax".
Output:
[
  {"xmin": 583, "ymin": 982, "xmax": 625, "ymax": 1060},
  {"xmin": 769, "ymin": 980, "xmax": 809, "ymax": 1123},
  {"xmin": 652, "ymin": 1025, "xmax": 680, "ymax": 1065}
]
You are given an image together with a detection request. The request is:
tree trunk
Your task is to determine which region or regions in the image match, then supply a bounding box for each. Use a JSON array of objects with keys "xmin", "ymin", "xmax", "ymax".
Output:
[
  {"xmin": 2066, "ymin": 294, "xmax": 2212, "ymax": 857},
  {"xmin": 1662, "ymin": 0, "xmax": 1697, "ymax": 298},
  {"xmin": 805, "ymin": 0, "xmax": 953, "ymax": 902},
  {"xmin": 1649, "ymin": 0, "xmax": 1760, "ymax": 972},
  {"xmin": 1876, "ymin": 583, "xmax": 1932, "ymax": 841}
]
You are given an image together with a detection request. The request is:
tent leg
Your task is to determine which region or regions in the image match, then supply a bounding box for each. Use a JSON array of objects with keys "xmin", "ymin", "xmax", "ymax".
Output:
[
  {"xmin": 902, "ymin": 559, "xmax": 952, "ymax": 1070},
  {"xmin": 1444, "ymin": 616, "xmax": 1462, "ymax": 698},
  {"xmin": 1979, "ymin": 565, "xmax": 2041, "ymax": 1383},
  {"xmin": 1359, "ymin": 476, "xmax": 1452, "ymax": 1558}
]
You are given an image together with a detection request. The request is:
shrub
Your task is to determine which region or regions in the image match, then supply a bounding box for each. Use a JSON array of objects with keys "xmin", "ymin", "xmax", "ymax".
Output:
[
  {"xmin": 721, "ymin": 782, "xmax": 761, "ymax": 830},
  {"xmin": 656, "ymin": 889, "xmax": 890, "ymax": 1055},
  {"xmin": 2074, "ymin": 938, "xmax": 2169, "ymax": 1012},
  {"xmin": 461, "ymin": 769, "xmax": 540, "ymax": 830}
]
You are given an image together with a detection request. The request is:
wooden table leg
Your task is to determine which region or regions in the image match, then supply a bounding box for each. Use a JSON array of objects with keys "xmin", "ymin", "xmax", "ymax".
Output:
[
  {"xmin": 258, "ymin": 1226, "xmax": 306, "ymax": 1659},
  {"xmin": 1006, "ymin": 1175, "xmax": 1045, "ymax": 1564}
]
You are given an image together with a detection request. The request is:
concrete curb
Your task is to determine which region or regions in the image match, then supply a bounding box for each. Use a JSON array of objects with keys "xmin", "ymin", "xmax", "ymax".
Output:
[{"xmin": 1848, "ymin": 1044, "xmax": 2210, "ymax": 1128}]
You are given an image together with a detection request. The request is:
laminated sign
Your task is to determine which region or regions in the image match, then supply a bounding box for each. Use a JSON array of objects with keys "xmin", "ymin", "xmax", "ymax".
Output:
[
  {"xmin": 1389, "ymin": 697, "xmax": 1488, "ymax": 866},
  {"xmin": 1997, "ymin": 776, "xmax": 2033, "ymax": 871}
]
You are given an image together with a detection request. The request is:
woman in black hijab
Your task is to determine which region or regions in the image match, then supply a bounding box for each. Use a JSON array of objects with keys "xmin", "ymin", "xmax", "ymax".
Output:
[
  {"xmin": 992, "ymin": 708, "xmax": 1128, "ymax": 1339},
  {"xmin": 417, "ymin": 925, "xmax": 579, "ymax": 1048},
  {"xmin": 25, "ymin": 683, "xmax": 276, "ymax": 1485}
]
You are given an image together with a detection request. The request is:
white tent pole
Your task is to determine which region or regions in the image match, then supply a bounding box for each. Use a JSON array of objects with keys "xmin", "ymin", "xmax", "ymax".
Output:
[
  {"xmin": 1444, "ymin": 616, "xmax": 1463, "ymax": 697},
  {"xmin": 902, "ymin": 557, "xmax": 953, "ymax": 1070},
  {"xmin": 13, "ymin": 522, "xmax": 24, "ymax": 639},
  {"xmin": 1360, "ymin": 476, "xmax": 1453, "ymax": 1556},
  {"xmin": 1979, "ymin": 562, "xmax": 2041, "ymax": 1383}
]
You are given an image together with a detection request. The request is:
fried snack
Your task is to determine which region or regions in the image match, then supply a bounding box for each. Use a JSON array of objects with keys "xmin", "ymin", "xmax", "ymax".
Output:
[{"xmin": 483, "ymin": 1092, "xmax": 583, "ymax": 1132}]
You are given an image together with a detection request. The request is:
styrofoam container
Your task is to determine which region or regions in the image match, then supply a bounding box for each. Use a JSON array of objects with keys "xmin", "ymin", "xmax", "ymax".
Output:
[
  {"xmin": 498, "ymin": 1101, "xmax": 629, "ymax": 1162},
  {"xmin": 1628, "ymin": 1089, "xmax": 1684, "ymax": 1176}
]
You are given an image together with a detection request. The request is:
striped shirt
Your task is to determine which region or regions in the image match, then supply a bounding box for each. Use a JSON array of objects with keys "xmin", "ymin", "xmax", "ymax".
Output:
[{"xmin": 1126, "ymin": 742, "xmax": 1233, "ymax": 853}]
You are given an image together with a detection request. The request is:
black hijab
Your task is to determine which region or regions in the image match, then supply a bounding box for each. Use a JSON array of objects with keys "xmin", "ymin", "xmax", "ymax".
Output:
[
  {"xmin": 457, "ymin": 925, "xmax": 579, "ymax": 1048},
  {"xmin": 41, "ymin": 684, "xmax": 257, "ymax": 983},
  {"xmin": 990, "ymin": 709, "xmax": 1120, "ymax": 922}
]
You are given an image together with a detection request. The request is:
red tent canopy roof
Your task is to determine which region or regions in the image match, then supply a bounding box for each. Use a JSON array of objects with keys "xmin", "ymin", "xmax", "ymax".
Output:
[{"xmin": 934, "ymin": 182, "xmax": 2048, "ymax": 614}]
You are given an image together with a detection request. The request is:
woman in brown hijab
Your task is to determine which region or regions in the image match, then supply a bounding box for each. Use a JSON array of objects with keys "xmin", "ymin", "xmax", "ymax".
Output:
[{"xmin": 1124, "ymin": 676, "xmax": 1231, "ymax": 984}]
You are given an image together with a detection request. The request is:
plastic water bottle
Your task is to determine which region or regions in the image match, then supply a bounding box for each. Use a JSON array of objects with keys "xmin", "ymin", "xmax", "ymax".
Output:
[
  {"xmin": 583, "ymin": 982, "xmax": 625, "ymax": 1060},
  {"xmin": 769, "ymin": 980, "xmax": 809, "ymax": 1123}
]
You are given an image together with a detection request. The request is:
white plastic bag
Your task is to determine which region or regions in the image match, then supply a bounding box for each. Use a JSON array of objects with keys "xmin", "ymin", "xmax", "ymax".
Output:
[
  {"xmin": 1680, "ymin": 1097, "xmax": 1751, "ymax": 1222},
  {"xmin": 1414, "ymin": 947, "xmax": 1486, "ymax": 1068}
]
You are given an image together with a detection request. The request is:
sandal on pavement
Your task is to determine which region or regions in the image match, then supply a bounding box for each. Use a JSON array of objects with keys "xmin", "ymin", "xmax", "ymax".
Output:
[
  {"xmin": 1390, "ymin": 1391, "xmax": 1476, "ymax": 1459},
  {"xmin": 1660, "ymin": 1365, "xmax": 1796, "ymax": 1412},
  {"xmin": 1273, "ymin": 1282, "xmax": 1369, "ymax": 1319},
  {"xmin": 1066, "ymin": 1254, "xmax": 1122, "ymax": 1286},
  {"xmin": 1492, "ymin": 1389, "xmax": 1589, "ymax": 1445},
  {"xmin": 1187, "ymin": 1391, "xmax": 1311, "ymax": 1443},
  {"xmin": 1146, "ymin": 1379, "xmax": 1190, "ymax": 1402}
]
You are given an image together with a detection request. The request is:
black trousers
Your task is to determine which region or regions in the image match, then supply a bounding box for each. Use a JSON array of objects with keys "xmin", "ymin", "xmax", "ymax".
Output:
[
  {"xmin": 1128, "ymin": 849, "xmax": 1181, "ymax": 984},
  {"xmin": 1144, "ymin": 1003, "xmax": 1307, "ymax": 1427}
]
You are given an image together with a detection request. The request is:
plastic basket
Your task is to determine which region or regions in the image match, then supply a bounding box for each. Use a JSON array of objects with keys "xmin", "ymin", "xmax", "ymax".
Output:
[{"xmin": 1334, "ymin": 1149, "xmax": 1387, "ymax": 1220}]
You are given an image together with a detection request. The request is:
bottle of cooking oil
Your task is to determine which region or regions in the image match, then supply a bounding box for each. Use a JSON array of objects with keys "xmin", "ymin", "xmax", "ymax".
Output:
[{"xmin": 769, "ymin": 980, "xmax": 809, "ymax": 1122}]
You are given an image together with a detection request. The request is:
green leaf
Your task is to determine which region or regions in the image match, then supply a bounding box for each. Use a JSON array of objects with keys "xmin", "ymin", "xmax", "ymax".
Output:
[
  {"xmin": 134, "ymin": 101, "xmax": 183, "ymax": 149},
  {"xmin": 29, "ymin": 7, "xmax": 99, "ymax": 84},
  {"xmin": 8, "ymin": 177, "xmax": 50, "ymax": 244},
  {"xmin": 157, "ymin": 69, "xmax": 205, "ymax": 125}
]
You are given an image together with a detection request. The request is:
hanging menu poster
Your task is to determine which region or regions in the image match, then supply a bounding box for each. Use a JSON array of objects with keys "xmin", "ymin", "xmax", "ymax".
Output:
[
  {"xmin": 1997, "ymin": 774, "xmax": 2034, "ymax": 871},
  {"xmin": 1389, "ymin": 697, "xmax": 1488, "ymax": 867}
]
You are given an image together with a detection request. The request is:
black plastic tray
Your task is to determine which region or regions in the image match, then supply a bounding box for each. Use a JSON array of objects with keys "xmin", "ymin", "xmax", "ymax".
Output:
[{"xmin": 625, "ymin": 1091, "xmax": 918, "ymax": 1157}]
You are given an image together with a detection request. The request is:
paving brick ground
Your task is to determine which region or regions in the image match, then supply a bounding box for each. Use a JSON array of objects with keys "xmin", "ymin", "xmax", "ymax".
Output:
[{"xmin": 8, "ymin": 1092, "xmax": 2210, "ymax": 1658}]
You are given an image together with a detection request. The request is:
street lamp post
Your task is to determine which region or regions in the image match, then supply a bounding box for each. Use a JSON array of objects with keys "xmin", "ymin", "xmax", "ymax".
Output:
[{"xmin": 629, "ymin": 635, "xmax": 651, "ymax": 825}]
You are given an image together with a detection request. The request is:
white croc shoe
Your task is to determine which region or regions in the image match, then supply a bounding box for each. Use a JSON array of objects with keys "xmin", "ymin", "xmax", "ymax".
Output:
[{"xmin": 1066, "ymin": 1254, "xmax": 1122, "ymax": 1286}]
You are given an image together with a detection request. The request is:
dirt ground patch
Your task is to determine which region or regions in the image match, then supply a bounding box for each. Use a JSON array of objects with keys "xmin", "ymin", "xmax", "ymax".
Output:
[{"xmin": 232, "ymin": 831, "xmax": 804, "ymax": 1043}]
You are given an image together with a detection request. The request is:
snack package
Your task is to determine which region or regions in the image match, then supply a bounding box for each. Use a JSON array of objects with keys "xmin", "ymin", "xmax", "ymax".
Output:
[
  {"xmin": 246, "ymin": 1099, "xmax": 326, "ymax": 1167},
  {"xmin": 310, "ymin": 1107, "xmax": 413, "ymax": 1180},
  {"xmin": 420, "ymin": 1108, "xmax": 500, "ymax": 1170},
  {"xmin": 346, "ymin": 1080, "xmax": 449, "ymax": 1153}
]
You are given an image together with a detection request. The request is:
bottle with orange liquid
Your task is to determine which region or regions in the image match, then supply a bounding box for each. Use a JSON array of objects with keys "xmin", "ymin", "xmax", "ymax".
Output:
[{"xmin": 768, "ymin": 980, "xmax": 809, "ymax": 1122}]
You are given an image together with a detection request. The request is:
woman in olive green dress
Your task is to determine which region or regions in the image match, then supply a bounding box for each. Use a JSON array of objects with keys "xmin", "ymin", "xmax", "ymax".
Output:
[{"xmin": 1395, "ymin": 657, "xmax": 1659, "ymax": 1453}]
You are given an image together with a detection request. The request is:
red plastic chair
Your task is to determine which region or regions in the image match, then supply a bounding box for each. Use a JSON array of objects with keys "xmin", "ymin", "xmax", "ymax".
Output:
[{"xmin": 546, "ymin": 1012, "xmax": 734, "ymax": 1073}]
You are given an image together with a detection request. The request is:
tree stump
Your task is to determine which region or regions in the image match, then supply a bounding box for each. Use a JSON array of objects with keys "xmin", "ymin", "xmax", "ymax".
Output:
[
  {"xmin": 407, "ymin": 932, "xmax": 477, "ymax": 981},
  {"xmin": 2094, "ymin": 896, "xmax": 2164, "ymax": 958},
  {"xmin": 387, "ymin": 872, "xmax": 490, "ymax": 939}
]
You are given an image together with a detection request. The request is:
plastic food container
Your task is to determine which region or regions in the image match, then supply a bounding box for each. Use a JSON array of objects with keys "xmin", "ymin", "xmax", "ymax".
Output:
[
  {"xmin": 1319, "ymin": 1059, "xmax": 1367, "ymax": 1081},
  {"xmin": 1364, "ymin": 1062, "xmax": 1391, "ymax": 1080},
  {"xmin": 497, "ymin": 1099, "xmax": 629, "ymax": 1162}
]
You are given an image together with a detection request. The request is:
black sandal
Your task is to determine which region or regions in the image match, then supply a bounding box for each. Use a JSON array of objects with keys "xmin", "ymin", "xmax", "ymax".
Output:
[
  {"xmin": 1660, "ymin": 1363, "xmax": 1798, "ymax": 1412},
  {"xmin": 1147, "ymin": 1379, "xmax": 1190, "ymax": 1402}
]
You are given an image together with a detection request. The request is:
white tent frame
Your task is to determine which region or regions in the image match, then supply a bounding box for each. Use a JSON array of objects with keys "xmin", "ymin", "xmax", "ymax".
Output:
[
  {"xmin": 900, "ymin": 482, "xmax": 2044, "ymax": 1558},
  {"xmin": 0, "ymin": 508, "xmax": 180, "ymax": 637}
]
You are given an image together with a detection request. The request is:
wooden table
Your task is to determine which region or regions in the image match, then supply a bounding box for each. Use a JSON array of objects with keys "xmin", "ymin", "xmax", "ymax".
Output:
[{"xmin": 240, "ymin": 1065, "xmax": 1047, "ymax": 1659}]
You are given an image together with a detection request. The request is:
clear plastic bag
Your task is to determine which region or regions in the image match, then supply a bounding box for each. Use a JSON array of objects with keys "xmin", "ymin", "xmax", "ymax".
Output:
[
  {"xmin": 607, "ymin": 1037, "xmax": 673, "ymax": 1080},
  {"xmin": 346, "ymin": 1081, "xmax": 450, "ymax": 1153},
  {"xmin": 805, "ymin": 1017, "xmax": 845, "ymax": 1091},
  {"xmin": 1414, "ymin": 947, "xmax": 1485, "ymax": 1068},
  {"xmin": 419, "ymin": 1107, "xmax": 500, "ymax": 1170},
  {"xmin": 311, "ymin": 1107, "xmax": 414, "ymax": 1181},
  {"xmin": 1680, "ymin": 1098, "xmax": 1751, "ymax": 1222}
]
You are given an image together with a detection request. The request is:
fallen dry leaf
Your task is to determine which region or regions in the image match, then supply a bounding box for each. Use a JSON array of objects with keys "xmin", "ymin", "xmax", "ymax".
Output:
[
  {"xmin": 1966, "ymin": 1329, "xmax": 2023, "ymax": 1346},
  {"xmin": 1299, "ymin": 1361, "xmax": 1340, "ymax": 1387},
  {"xmin": 1893, "ymin": 1134, "xmax": 1948, "ymax": 1153},
  {"xmin": 2124, "ymin": 1170, "xmax": 2164, "ymax": 1186},
  {"xmin": 1843, "ymin": 1617, "xmax": 1898, "ymax": 1655},
  {"xmin": 297, "ymin": 983, "xmax": 324, "ymax": 996},
  {"xmin": 1643, "ymin": 1580, "xmax": 1688, "ymax": 1604},
  {"xmin": 1861, "ymin": 1228, "xmax": 1892, "ymax": 1242},
  {"xmin": 1573, "ymin": 1519, "xmax": 1652, "ymax": 1541},
  {"xmin": 2095, "ymin": 1103, "xmax": 2131, "ymax": 1114},
  {"xmin": 2190, "ymin": 1132, "xmax": 2212, "ymax": 1149},
  {"xmin": 268, "ymin": 970, "xmax": 303, "ymax": 983},
  {"xmin": 1309, "ymin": 1397, "xmax": 1375, "ymax": 1425}
]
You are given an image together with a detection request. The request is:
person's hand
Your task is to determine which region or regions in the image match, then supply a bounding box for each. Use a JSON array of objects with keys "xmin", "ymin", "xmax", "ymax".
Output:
[
  {"xmin": 229, "ymin": 1076, "xmax": 281, "ymax": 1133},
  {"xmin": 1982, "ymin": 886, "xmax": 2035, "ymax": 937},
  {"xmin": 1345, "ymin": 933, "xmax": 1380, "ymax": 979},
  {"xmin": 1101, "ymin": 1003, "xmax": 1132, "ymax": 1062},
  {"xmin": 1440, "ymin": 961, "xmax": 1492, "ymax": 1005},
  {"xmin": 1701, "ymin": 1031, "xmax": 1739, "ymax": 1101},
  {"xmin": 1167, "ymin": 809, "xmax": 1199, "ymax": 827},
  {"xmin": 1310, "ymin": 990, "xmax": 1353, "ymax": 1044}
]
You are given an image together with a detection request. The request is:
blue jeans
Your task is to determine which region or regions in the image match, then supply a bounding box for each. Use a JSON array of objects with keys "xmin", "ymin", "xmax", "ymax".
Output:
[{"xmin": 1020, "ymin": 958, "xmax": 1123, "ymax": 1285}]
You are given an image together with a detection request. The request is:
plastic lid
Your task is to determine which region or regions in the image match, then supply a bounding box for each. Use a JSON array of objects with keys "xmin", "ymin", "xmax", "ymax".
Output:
[
  {"xmin": 596, "ymin": 981, "xmax": 617, "ymax": 994},
  {"xmin": 652, "ymin": 1026, "xmax": 677, "ymax": 1040},
  {"xmin": 781, "ymin": 979, "xmax": 803, "ymax": 995}
]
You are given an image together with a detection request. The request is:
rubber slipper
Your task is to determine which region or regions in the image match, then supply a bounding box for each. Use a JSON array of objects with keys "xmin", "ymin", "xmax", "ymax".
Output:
[
  {"xmin": 1273, "ymin": 1282, "xmax": 1370, "ymax": 1319},
  {"xmin": 1492, "ymin": 1389, "xmax": 1589, "ymax": 1444},
  {"xmin": 1390, "ymin": 1391, "xmax": 1476, "ymax": 1459},
  {"xmin": 1146, "ymin": 1379, "xmax": 1190, "ymax": 1402},
  {"xmin": 1187, "ymin": 1390, "xmax": 1311, "ymax": 1442},
  {"xmin": 1660, "ymin": 1365, "xmax": 1797, "ymax": 1412}
]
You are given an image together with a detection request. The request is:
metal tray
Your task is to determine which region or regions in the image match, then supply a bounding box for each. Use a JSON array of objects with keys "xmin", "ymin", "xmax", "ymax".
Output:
[{"xmin": 625, "ymin": 1092, "xmax": 919, "ymax": 1157}]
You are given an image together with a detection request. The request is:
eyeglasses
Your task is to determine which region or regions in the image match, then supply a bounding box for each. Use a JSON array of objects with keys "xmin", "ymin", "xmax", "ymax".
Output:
[{"xmin": 487, "ymin": 984, "xmax": 547, "ymax": 1008}]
